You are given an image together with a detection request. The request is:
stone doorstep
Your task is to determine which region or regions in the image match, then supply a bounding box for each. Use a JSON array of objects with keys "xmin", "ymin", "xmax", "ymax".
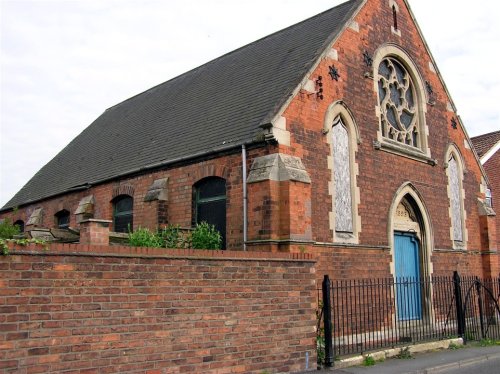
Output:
[{"xmin": 333, "ymin": 338, "xmax": 463, "ymax": 369}]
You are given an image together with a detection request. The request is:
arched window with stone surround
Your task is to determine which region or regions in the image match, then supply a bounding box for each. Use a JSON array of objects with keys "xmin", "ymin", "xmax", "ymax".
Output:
[
  {"xmin": 373, "ymin": 45, "xmax": 431, "ymax": 163},
  {"xmin": 332, "ymin": 118, "xmax": 353, "ymax": 233},
  {"xmin": 448, "ymin": 155, "xmax": 464, "ymax": 243},
  {"xmin": 445, "ymin": 145, "xmax": 467, "ymax": 248},
  {"xmin": 378, "ymin": 57, "xmax": 419, "ymax": 147},
  {"xmin": 324, "ymin": 101, "xmax": 361, "ymax": 244}
]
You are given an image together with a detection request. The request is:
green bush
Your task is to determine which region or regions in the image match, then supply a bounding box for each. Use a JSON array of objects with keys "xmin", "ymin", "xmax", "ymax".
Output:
[
  {"xmin": 191, "ymin": 222, "xmax": 222, "ymax": 250},
  {"xmin": 128, "ymin": 227, "xmax": 164, "ymax": 247},
  {"xmin": 128, "ymin": 223, "xmax": 222, "ymax": 250},
  {"xmin": 0, "ymin": 219, "xmax": 20, "ymax": 239},
  {"xmin": 159, "ymin": 225, "xmax": 187, "ymax": 249}
]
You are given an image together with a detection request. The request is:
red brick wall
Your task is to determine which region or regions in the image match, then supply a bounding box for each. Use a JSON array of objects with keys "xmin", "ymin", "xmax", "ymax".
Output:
[
  {"xmin": 298, "ymin": 245, "xmax": 489, "ymax": 282},
  {"xmin": 281, "ymin": 0, "xmax": 486, "ymax": 253},
  {"xmin": 272, "ymin": 0, "xmax": 494, "ymax": 278},
  {"xmin": 2, "ymin": 147, "xmax": 268, "ymax": 251},
  {"xmin": 484, "ymin": 151, "xmax": 500, "ymax": 249},
  {"xmin": 1, "ymin": 0, "xmax": 495, "ymax": 280},
  {"xmin": 315, "ymin": 246, "xmax": 392, "ymax": 280},
  {"xmin": 0, "ymin": 243, "xmax": 316, "ymax": 374}
]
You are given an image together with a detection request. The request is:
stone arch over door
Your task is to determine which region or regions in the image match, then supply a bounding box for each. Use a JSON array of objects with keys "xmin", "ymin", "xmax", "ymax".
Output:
[
  {"xmin": 388, "ymin": 182, "xmax": 434, "ymax": 321},
  {"xmin": 388, "ymin": 182, "xmax": 434, "ymax": 278}
]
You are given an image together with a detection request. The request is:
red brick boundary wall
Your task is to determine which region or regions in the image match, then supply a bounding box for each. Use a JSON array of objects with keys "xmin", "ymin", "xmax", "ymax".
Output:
[{"xmin": 0, "ymin": 243, "xmax": 317, "ymax": 373}]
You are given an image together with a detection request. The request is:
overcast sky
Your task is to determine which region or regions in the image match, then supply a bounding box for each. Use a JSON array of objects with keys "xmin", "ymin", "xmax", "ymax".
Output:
[{"xmin": 1, "ymin": 0, "xmax": 499, "ymax": 208}]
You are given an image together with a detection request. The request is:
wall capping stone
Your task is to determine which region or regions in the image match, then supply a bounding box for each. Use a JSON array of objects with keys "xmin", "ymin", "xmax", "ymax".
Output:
[{"xmin": 6, "ymin": 242, "xmax": 316, "ymax": 262}]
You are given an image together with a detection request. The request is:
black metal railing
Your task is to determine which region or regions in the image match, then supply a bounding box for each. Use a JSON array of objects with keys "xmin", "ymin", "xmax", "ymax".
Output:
[
  {"xmin": 460, "ymin": 275, "xmax": 500, "ymax": 341},
  {"xmin": 318, "ymin": 272, "xmax": 500, "ymax": 366}
]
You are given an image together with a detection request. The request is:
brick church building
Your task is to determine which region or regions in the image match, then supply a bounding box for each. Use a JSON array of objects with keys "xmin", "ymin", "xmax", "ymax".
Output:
[
  {"xmin": 1, "ymin": 0, "xmax": 497, "ymax": 281},
  {"xmin": 471, "ymin": 131, "xmax": 500, "ymax": 249}
]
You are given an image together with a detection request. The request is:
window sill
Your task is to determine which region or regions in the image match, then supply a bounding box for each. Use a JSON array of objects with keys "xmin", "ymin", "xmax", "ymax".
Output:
[
  {"xmin": 373, "ymin": 140, "xmax": 437, "ymax": 166},
  {"xmin": 334, "ymin": 231, "xmax": 358, "ymax": 245},
  {"xmin": 452, "ymin": 240, "xmax": 467, "ymax": 251}
]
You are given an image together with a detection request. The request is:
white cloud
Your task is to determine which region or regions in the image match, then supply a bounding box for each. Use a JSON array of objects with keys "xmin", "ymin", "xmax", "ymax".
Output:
[{"xmin": 1, "ymin": 0, "xmax": 499, "ymax": 207}]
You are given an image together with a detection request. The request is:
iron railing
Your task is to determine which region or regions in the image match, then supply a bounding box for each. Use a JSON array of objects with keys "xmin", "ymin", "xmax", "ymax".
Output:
[{"xmin": 318, "ymin": 272, "xmax": 500, "ymax": 366}]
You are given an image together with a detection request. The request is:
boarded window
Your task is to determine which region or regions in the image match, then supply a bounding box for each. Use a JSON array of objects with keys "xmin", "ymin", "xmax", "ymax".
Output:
[
  {"xmin": 194, "ymin": 177, "xmax": 226, "ymax": 249},
  {"xmin": 448, "ymin": 156, "xmax": 463, "ymax": 242},
  {"xmin": 332, "ymin": 118, "xmax": 353, "ymax": 233},
  {"xmin": 113, "ymin": 195, "xmax": 133, "ymax": 233}
]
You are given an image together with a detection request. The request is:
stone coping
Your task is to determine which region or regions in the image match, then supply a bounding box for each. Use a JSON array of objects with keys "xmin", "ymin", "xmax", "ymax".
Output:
[{"xmin": 5, "ymin": 242, "xmax": 316, "ymax": 262}]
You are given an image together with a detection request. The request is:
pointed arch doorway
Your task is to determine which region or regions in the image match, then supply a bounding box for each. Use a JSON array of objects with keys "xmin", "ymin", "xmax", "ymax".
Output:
[{"xmin": 389, "ymin": 184, "xmax": 433, "ymax": 322}]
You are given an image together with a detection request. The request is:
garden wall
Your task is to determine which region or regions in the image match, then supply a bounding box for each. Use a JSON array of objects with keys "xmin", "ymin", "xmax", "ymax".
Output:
[{"xmin": 0, "ymin": 243, "xmax": 317, "ymax": 373}]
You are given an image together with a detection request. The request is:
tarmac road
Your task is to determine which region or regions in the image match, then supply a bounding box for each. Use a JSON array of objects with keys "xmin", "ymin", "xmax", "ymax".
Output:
[
  {"xmin": 441, "ymin": 354, "xmax": 500, "ymax": 374},
  {"xmin": 302, "ymin": 345, "xmax": 500, "ymax": 374}
]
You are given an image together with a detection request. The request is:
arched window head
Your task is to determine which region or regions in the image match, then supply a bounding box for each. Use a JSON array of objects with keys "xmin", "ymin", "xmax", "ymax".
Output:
[
  {"xmin": 55, "ymin": 209, "xmax": 70, "ymax": 229},
  {"xmin": 14, "ymin": 220, "xmax": 24, "ymax": 233},
  {"xmin": 112, "ymin": 195, "xmax": 133, "ymax": 233},
  {"xmin": 378, "ymin": 57, "xmax": 419, "ymax": 147},
  {"xmin": 193, "ymin": 177, "xmax": 226, "ymax": 249}
]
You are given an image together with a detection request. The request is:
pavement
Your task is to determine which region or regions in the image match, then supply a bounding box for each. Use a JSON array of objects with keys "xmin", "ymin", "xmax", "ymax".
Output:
[{"xmin": 298, "ymin": 344, "xmax": 500, "ymax": 374}]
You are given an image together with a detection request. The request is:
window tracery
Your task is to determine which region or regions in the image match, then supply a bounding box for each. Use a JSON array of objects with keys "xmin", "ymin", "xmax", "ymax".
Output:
[{"xmin": 378, "ymin": 57, "xmax": 419, "ymax": 148}]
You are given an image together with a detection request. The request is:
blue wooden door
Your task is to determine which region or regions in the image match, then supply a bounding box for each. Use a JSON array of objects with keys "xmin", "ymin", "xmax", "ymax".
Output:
[{"xmin": 394, "ymin": 232, "xmax": 422, "ymax": 320}]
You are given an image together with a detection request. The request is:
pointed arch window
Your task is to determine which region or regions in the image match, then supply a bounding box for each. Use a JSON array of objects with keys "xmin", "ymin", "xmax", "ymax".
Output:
[
  {"xmin": 324, "ymin": 102, "xmax": 361, "ymax": 244},
  {"xmin": 373, "ymin": 46, "xmax": 433, "ymax": 164},
  {"xmin": 378, "ymin": 57, "xmax": 419, "ymax": 147},
  {"xmin": 448, "ymin": 155, "xmax": 464, "ymax": 243},
  {"xmin": 332, "ymin": 118, "xmax": 353, "ymax": 233},
  {"xmin": 112, "ymin": 195, "xmax": 133, "ymax": 233},
  {"xmin": 444, "ymin": 145, "xmax": 467, "ymax": 249}
]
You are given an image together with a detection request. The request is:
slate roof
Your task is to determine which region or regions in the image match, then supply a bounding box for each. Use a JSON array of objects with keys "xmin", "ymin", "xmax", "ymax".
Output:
[
  {"xmin": 2, "ymin": 0, "xmax": 363, "ymax": 210},
  {"xmin": 471, "ymin": 131, "xmax": 500, "ymax": 158}
]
